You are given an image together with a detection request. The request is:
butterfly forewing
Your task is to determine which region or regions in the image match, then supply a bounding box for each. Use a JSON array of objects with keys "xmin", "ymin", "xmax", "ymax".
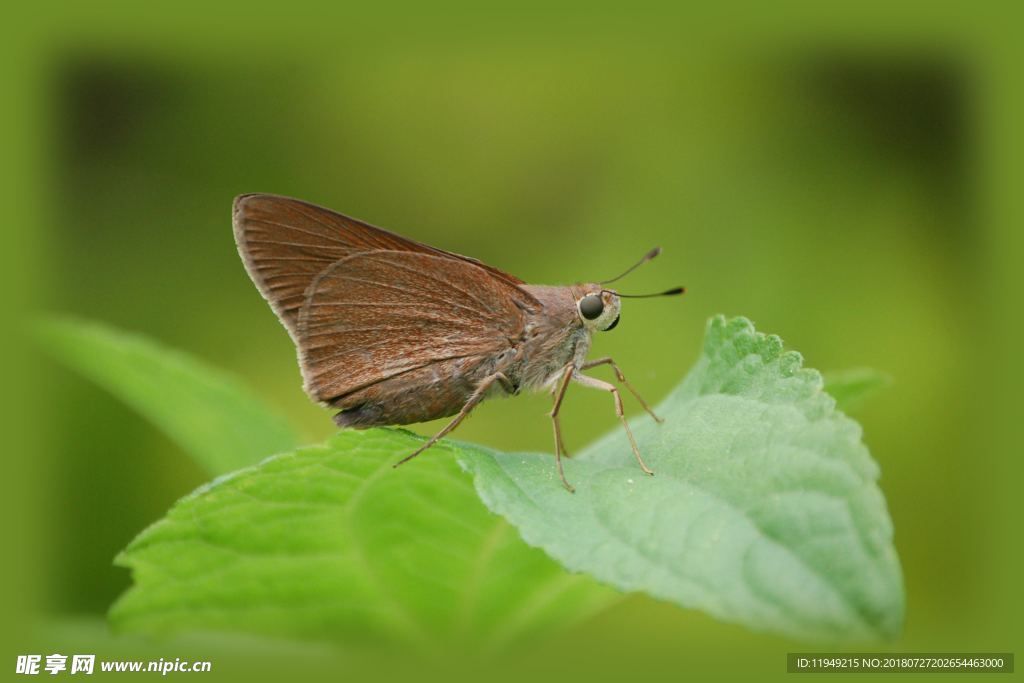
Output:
[{"xmin": 233, "ymin": 194, "xmax": 530, "ymax": 340}]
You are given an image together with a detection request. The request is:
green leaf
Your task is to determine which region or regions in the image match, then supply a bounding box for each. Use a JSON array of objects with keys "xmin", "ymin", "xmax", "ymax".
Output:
[
  {"xmin": 460, "ymin": 316, "xmax": 903, "ymax": 642},
  {"xmin": 35, "ymin": 317, "xmax": 299, "ymax": 475},
  {"xmin": 110, "ymin": 429, "xmax": 618, "ymax": 649},
  {"xmin": 824, "ymin": 367, "xmax": 893, "ymax": 413}
]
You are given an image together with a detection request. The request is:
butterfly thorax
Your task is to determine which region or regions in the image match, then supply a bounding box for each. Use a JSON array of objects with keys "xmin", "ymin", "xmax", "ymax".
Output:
[{"xmin": 512, "ymin": 285, "xmax": 592, "ymax": 392}]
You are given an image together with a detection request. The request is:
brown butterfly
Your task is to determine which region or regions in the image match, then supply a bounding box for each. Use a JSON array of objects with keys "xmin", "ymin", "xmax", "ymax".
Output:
[{"xmin": 233, "ymin": 194, "xmax": 683, "ymax": 491}]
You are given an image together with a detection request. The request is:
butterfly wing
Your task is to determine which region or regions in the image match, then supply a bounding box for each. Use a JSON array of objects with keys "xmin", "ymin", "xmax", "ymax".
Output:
[
  {"xmin": 233, "ymin": 193, "xmax": 530, "ymax": 342},
  {"xmin": 296, "ymin": 250, "xmax": 536, "ymax": 405},
  {"xmin": 233, "ymin": 194, "xmax": 541, "ymax": 412}
]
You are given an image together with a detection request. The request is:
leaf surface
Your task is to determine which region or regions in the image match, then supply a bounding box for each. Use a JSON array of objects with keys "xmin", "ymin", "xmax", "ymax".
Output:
[
  {"xmin": 460, "ymin": 316, "xmax": 904, "ymax": 641},
  {"xmin": 110, "ymin": 430, "xmax": 617, "ymax": 648},
  {"xmin": 36, "ymin": 317, "xmax": 299, "ymax": 475}
]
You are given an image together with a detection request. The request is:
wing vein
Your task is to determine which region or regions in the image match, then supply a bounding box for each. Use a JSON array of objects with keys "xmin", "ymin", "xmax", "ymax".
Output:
[
  {"xmin": 317, "ymin": 274, "xmax": 500, "ymax": 322},
  {"xmin": 247, "ymin": 217, "xmax": 350, "ymax": 246},
  {"xmin": 369, "ymin": 256, "xmax": 499, "ymax": 315}
]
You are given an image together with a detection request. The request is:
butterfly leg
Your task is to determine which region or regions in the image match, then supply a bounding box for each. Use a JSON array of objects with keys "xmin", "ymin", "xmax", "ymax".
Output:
[
  {"xmin": 549, "ymin": 363, "xmax": 577, "ymax": 492},
  {"xmin": 394, "ymin": 372, "xmax": 513, "ymax": 468},
  {"xmin": 549, "ymin": 374, "xmax": 571, "ymax": 459},
  {"xmin": 572, "ymin": 373, "xmax": 655, "ymax": 476},
  {"xmin": 581, "ymin": 356, "xmax": 664, "ymax": 423}
]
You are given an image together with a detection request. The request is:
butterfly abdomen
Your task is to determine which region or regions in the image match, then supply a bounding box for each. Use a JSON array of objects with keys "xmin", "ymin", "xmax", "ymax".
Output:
[
  {"xmin": 333, "ymin": 403, "xmax": 384, "ymax": 428},
  {"xmin": 329, "ymin": 356, "xmax": 495, "ymax": 427}
]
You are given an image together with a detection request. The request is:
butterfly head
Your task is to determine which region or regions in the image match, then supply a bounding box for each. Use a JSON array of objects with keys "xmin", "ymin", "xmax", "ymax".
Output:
[
  {"xmin": 576, "ymin": 286, "xmax": 621, "ymax": 332},
  {"xmin": 573, "ymin": 246, "xmax": 685, "ymax": 332}
]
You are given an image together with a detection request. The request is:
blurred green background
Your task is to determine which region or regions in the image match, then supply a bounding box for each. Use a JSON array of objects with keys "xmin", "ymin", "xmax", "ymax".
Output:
[{"xmin": 6, "ymin": 4, "xmax": 1021, "ymax": 681}]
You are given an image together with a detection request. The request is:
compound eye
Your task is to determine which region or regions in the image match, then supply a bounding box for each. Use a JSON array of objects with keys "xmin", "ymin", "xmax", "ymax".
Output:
[
  {"xmin": 604, "ymin": 313, "xmax": 620, "ymax": 331},
  {"xmin": 579, "ymin": 294, "xmax": 604, "ymax": 320}
]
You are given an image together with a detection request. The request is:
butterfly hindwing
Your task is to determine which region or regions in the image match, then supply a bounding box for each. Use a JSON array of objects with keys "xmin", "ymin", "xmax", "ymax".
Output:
[{"xmin": 296, "ymin": 250, "xmax": 533, "ymax": 404}]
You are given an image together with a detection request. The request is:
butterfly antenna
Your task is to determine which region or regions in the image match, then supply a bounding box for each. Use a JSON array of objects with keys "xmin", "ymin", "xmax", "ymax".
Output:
[
  {"xmin": 606, "ymin": 286, "xmax": 686, "ymax": 299},
  {"xmin": 600, "ymin": 246, "xmax": 662, "ymax": 285}
]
